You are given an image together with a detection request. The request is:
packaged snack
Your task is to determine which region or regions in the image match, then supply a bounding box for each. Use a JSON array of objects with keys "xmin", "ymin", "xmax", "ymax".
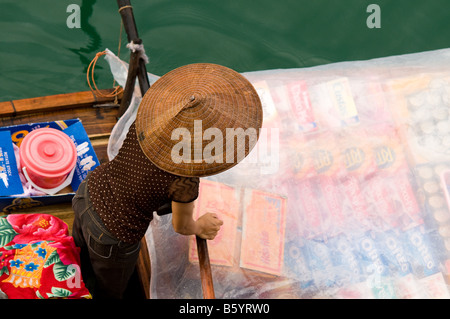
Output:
[
  {"xmin": 311, "ymin": 77, "xmax": 360, "ymax": 129},
  {"xmin": 188, "ymin": 180, "xmax": 240, "ymax": 267},
  {"xmin": 403, "ymin": 226, "xmax": 440, "ymax": 278},
  {"xmin": 328, "ymin": 235, "xmax": 365, "ymax": 286},
  {"xmin": 302, "ymin": 238, "xmax": 337, "ymax": 289},
  {"xmin": 353, "ymin": 232, "xmax": 397, "ymax": 299},
  {"xmin": 365, "ymin": 125, "xmax": 423, "ymax": 230},
  {"xmin": 395, "ymin": 273, "xmax": 425, "ymax": 299},
  {"xmin": 285, "ymin": 80, "xmax": 318, "ymax": 133},
  {"xmin": 283, "ymin": 239, "xmax": 314, "ymax": 289},
  {"xmin": 240, "ymin": 188, "xmax": 287, "ymax": 276},
  {"xmin": 419, "ymin": 272, "xmax": 450, "ymax": 299},
  {"xmin": 310, "ymin": 133, "xmax": 347, "ymax": 236},
  {"xmin": 253, "ymin": 80, "xmax": 279, "ymax": 129},
  {"xmin": 338, "ymin": 128, "xmax": 377, "ymax": 231}
]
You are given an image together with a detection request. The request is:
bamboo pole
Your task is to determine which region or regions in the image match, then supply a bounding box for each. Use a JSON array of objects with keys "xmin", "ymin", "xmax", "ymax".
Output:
[
  {"xmin": 196, "ymin": 236, "xmax": 215, "ymax": 299},
  {"xmin": 116, "ymin": 0, "xmax": 150, "ymax": 117}
]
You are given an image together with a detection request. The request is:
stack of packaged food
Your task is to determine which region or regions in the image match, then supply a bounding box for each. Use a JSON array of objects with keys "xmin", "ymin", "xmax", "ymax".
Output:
[{"xmin": 146, "ymin": 49, "xmax": 450, "ymax": 299}]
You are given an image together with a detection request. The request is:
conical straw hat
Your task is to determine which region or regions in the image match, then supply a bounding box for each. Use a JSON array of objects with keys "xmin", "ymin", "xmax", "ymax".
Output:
[{"xmin": 136, "ymin": 63, "xmax": 263, "ymax": 177}]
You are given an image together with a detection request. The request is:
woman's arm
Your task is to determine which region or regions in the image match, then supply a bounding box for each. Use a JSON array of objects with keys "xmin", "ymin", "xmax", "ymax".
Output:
[{"xmin": 171, "ymin": 201, "xmax": 223, "ymax": 240}]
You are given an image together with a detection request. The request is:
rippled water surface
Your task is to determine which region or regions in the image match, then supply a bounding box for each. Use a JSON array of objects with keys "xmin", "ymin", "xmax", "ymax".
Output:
[{"xmin": 1, "ymin": 0, "xmax": 449, "ymax": 101}]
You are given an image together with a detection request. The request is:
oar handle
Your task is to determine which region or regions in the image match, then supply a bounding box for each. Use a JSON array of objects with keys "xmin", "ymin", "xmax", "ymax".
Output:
[{"xmin": 196, "ymin": 236, "xmax": 215, "ymax": 299}]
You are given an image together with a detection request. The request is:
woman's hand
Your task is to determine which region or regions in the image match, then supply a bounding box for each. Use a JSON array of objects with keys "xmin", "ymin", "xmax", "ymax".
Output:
[
  {"xmin": 195, "ymin": 213, "xmax": 223, "ymax": 240},
  {"xmin": 172, "ymin": 201, "xmax": 223, "ymax": 240}
]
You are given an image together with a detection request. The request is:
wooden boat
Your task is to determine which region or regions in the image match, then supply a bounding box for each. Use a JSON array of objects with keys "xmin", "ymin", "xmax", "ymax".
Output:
[{"xmin": 0, "ymin": 88, "xmax": 152, "ymax": 299}]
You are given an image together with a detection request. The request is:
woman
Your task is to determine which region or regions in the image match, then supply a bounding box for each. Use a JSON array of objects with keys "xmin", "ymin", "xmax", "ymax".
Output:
[{"xmin": 72, "ymin": 63, "xmax": 263, "ymax": 299}]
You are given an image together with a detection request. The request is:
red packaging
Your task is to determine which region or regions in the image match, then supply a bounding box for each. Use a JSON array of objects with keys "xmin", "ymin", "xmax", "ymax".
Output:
[
  {"xmin": 286, "ymin": 80, "xmax": 318, "ymax": 133},
  {"xmin": 310, "ymin": 133, "xmax": 346, "ymax": 237},
  {"xmin": 365, "ymin": 125, "xmax": 422, "ymax": 230}
]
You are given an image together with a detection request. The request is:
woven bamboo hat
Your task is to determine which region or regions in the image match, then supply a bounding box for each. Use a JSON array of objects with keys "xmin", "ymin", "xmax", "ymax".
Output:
[{"xmin": 136, "ymin": 63, "xmax": 263, "ymax": 177}]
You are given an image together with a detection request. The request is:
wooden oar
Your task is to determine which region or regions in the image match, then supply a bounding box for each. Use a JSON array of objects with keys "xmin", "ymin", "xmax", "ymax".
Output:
[{"xmin": 196, "ymin": 236, "xmax": 215, "ymax": 299}]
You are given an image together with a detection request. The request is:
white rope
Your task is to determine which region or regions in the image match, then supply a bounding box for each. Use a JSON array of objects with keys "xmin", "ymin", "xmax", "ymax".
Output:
[{"xmin": 126, "ymin": 41, "xmax": 149, "ymax": 64}]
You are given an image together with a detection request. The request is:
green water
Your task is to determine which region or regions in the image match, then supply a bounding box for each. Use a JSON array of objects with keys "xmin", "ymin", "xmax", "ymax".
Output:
[{"xmin": 0, "ymin": 0, "xmax": 449, "ymax": 102}]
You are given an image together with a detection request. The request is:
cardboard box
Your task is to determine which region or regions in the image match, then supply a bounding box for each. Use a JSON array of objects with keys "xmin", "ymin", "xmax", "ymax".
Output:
[{"xmin": 0, "ymin": 119, "xmax": 99, "ymax": 213}]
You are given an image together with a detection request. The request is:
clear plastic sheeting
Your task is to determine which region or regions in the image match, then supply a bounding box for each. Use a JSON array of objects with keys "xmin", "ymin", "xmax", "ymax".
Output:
[
  {"xmin": 104, "ymin": 49, "xmax": 159, "ymax": 161},
  {"xmin": 107, "ymin": 48, "xmax": 450, "ymax": 298}
]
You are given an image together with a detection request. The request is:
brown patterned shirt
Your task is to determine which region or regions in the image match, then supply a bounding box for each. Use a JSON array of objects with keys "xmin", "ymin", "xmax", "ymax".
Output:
[{"xmin": 87, "ymin": 122, "xmax": 199, "ymax": 243}]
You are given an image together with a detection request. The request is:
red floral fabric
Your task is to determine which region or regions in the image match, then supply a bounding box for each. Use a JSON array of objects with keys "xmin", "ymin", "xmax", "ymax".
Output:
[{"xmin": 0, "ymin": 214, "xmax": 91, "ymax": 299}]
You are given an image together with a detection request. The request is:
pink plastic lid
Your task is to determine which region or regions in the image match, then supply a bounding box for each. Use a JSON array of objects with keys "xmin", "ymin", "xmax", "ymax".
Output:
[{"xmin": 20, "ymin": 128, "xmax": 77, "ymax": 178}]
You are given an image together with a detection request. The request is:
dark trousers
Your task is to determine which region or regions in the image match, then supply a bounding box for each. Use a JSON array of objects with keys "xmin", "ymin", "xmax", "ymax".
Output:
[{"xmin": 71, "ymin": 176, "xmax": 141, "ymax": 299}]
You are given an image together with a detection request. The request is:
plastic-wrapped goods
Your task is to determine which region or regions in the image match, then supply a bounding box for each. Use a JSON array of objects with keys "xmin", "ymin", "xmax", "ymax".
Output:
[{"xmin": 105, "ymin": 48, "xmax": 450, "ymax": 298}]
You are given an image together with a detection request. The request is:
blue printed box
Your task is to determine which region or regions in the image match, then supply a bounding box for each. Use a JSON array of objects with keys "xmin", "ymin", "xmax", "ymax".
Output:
[{"xmin": 0, "ymin": 119, "xmax": 99, "ymax": 213}]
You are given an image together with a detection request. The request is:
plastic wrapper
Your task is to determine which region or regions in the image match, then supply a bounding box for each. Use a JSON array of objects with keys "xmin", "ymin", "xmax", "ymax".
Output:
[
  {"xmin": 104, "ymin": 49, "xmax": 159, "ymax": 161},
  {"xmin": 107, "ymin": 48, "xmax": 450, "ymax": 298}
]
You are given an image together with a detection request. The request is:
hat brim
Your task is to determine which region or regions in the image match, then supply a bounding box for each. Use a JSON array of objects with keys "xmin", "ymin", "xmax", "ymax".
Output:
[{"xmin": 136, "ymin": 63, "xmax": 263, "ymax": 177}]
